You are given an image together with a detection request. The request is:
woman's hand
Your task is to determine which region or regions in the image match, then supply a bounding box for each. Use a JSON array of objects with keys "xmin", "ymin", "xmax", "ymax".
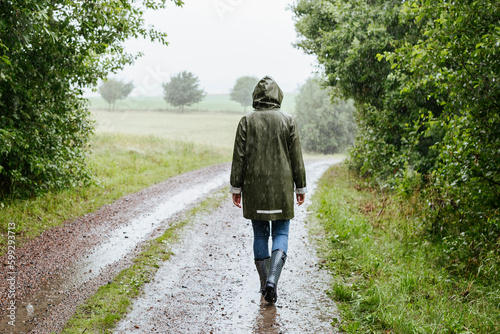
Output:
[
  {"xmin": 232, "ymin": 193, "xmax": 242, "ymax": 208},
  {"xmin": 296, "ymin": 193, "xmax": 305, "ymax": 206}
]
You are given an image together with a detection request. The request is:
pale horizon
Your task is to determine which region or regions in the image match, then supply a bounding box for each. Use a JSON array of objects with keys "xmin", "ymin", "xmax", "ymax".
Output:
[{"xmin": 85, "ymin": 0, "xmax": 318, "ymax": 97}]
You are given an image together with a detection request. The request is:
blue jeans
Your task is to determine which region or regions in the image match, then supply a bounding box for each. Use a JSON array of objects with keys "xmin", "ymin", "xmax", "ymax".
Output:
[{"xmin": 251, "ymin": 220, "xmax": 290, "ymax": 260}]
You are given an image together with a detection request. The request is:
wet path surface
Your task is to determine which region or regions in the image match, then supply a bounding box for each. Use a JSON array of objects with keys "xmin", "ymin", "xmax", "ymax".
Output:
[
  {"xmin": 0, "ymin": 164, "xmax": 230, "ymax": 333},
  {"xmin": 115, "ymin": 159, "xmax": 341, "ymax": 333},
  {"xmin": 61, "ymin": 171, "xmax": 228, "ymax": 291}
]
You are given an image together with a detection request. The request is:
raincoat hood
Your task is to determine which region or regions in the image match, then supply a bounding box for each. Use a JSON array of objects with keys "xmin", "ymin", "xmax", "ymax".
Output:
[{"xmin": 252, "ymin": 76, "xmax": 284, "ymax": 110}]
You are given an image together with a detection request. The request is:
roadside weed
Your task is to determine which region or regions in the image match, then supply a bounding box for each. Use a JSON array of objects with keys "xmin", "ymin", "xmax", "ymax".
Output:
[{"xmin": 312, "ymin": 164, "xmax": 500, "ymax": 333}]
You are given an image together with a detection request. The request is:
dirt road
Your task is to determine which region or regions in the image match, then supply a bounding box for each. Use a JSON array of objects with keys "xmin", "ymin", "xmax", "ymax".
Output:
[
  {"xmin": 1, "ymin": 164, "xmax": 230, "ymax": 333},
  {"xmin": 115, "ymin": 159, "xmax": 341, "ymax": 333},
  {"xmin": 0, "ymin": 159, "xmax": 341, "ymax": 333}
]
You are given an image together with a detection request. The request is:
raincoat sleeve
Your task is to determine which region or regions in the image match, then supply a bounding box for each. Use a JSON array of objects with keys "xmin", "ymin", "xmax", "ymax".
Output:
[
  {"xmin": 230, "ymin": 117, "xmax": 247, "ymax": 194},
  {"xmin": 289, "ymin": 118, "xmax": 307, "ymax": 194}
]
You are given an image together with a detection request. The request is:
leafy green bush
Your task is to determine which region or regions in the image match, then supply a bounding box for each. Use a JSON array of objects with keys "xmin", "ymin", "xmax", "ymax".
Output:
[
  {"xmin": 292, "ymin": 0, "xmax": 443, "ymax": 185},
  {"xmin": 0, "ymin": 93, "xmax": 93, "ymax": 197},
  {"xmin": 390, "ymin": 0, "xmax": 500, "ymax": 281},
  {"xmin": 313, "ymin": 165, "xmax": 500, "ymax": 333}
]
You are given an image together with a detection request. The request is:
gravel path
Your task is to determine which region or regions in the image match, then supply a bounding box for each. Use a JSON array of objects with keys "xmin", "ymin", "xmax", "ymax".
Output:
[
  {"xmin": 0, "ymin": 164, "xmax": 230, "ymax": 333},
  {"xmin": 115, "ymin": 159, "xmax": 341, "ymax": 333},
  {"xmin": 0, "ymin": 159, "xmax": 341, "ymax": 333}
]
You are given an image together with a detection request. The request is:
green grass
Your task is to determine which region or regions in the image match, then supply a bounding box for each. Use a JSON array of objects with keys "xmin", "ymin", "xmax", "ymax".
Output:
[
  {"xmin": 0, "ymin": 133, "xmax": 229, "ymax": 251},
  {"xmin": 311, "ymin": 164, "xmax": 500, "ymax": 333},
  {"xmin": 86, "ymin": 93, "xmax": 298, "ymax": 114},
  {"xmin": 61, "ymin": 189, "xmax": 227, "ymax": 333}
]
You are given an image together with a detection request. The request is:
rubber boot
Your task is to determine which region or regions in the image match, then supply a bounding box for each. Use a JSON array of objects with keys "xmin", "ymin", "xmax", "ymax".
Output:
[
  {"xmin": 254, "ymin": 257, "xmax": 270, "ymax": 295},
  {"xmin": 264, "ymin": 249, "xmax": 287, "ymax": 304}
]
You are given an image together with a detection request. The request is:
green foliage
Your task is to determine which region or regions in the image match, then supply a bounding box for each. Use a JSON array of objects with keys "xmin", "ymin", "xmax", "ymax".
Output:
[
  {"xmin": 293, "ymin": 0, "xmax": 500, "ymax": 280},
  {"xmin": 162, "ymin": 71, "xmax": 206, "ymax": 111},
  {"xmin": 229, "ymin": 76, "xmax": 258, "ymax": 112},
  {"xmin": 292, "ymin": 0, "xmax": 442, "ymax": 184},
  {"xmin": 98, "ymin": 78, "xmax": 134, "ymax": 111},
  {"xmin": 293, "ymin": 0, "xmax": 390, "ymax": 107},
  {"xmin": 389, "ymin": 0, "xmax": 500, "ymax": 276},
  {"xmin": 0, "ymin": 0, "xmax": 183, "ymax": 198},
  {"xmin": 294, "ymin": 77, "xmax": 356, "ymax": 154}
]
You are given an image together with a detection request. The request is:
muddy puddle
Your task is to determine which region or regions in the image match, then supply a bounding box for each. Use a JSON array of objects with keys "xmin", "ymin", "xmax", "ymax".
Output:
[{"xmin": 115, "ymin": 159, "xmax": 341, "ymax": 333}]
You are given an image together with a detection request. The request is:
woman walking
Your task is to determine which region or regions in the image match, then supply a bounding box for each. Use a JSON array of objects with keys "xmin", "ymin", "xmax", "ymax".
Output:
[{"xmin": 230, "ymin": 76, "xmax": 307, "ymax": 304}]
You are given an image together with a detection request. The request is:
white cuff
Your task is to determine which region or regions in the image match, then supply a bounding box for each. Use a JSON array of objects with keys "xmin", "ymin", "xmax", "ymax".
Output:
[
  {"xmin": 295, "ymin": 187, "xmax": 307, "ymax": 194},
  {"xmin": 230, "ymin": 186, "xmax": 242, "ymax": 194}
]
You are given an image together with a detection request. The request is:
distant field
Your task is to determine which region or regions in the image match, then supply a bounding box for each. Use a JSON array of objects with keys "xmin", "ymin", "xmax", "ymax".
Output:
[
  {"xmin": 86, "ymin": 93, "xmax": 297, "ymax": 114},
  {"xmin": 92, "ymin": 109, "xmax": 341, "ymax": 161},
  {"xmin": 92, "ymin": 110, "xmax": 242, "ymax": 151},
  {"xmin": 90, "ymin": 93, "xmax": 299, "ymax": 152}
]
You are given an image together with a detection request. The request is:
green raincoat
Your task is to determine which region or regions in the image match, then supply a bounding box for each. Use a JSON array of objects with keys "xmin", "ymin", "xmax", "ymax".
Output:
[{"xmin": 230, "ymin": 76, "xmax": 307, "ymax": 221}]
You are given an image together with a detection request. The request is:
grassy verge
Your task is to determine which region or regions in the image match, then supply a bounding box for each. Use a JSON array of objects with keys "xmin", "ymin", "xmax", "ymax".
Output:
[
  {"xmin": 311, "ymin": 164, "xmax": 500, "ymax": 333},
  {"xmin": 0, "ymin": 133, "xmax": 229, "ymax": 252},
  {"xmin": 61, "ymin": 189, "xmax": 227, "ymax": 333}
]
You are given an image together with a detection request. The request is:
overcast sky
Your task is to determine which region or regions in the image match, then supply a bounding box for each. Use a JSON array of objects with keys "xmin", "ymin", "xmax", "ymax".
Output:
[{"xmin": 102, "ymin": 0, "xmax": 318, "ymax": 96}]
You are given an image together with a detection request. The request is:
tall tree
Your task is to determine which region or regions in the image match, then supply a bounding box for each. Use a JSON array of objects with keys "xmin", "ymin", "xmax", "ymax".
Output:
[
  {"xmin": 230, "ymin": 76, "xmax": 258, "ymax": 112},
  {"xmin": 0, "ymin": 0, "xmax": 183, "ymax": 198},
  {"xmin": 99, "ymin": 78, "xmax": 134, "ymax": 111},
  {"xmin": 295, "ymin": 78, "xmax": 356, "ymax": 154},
  {"xmin": 162, "ymin": 71, "xmax": 206, "ymax": 111}
]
